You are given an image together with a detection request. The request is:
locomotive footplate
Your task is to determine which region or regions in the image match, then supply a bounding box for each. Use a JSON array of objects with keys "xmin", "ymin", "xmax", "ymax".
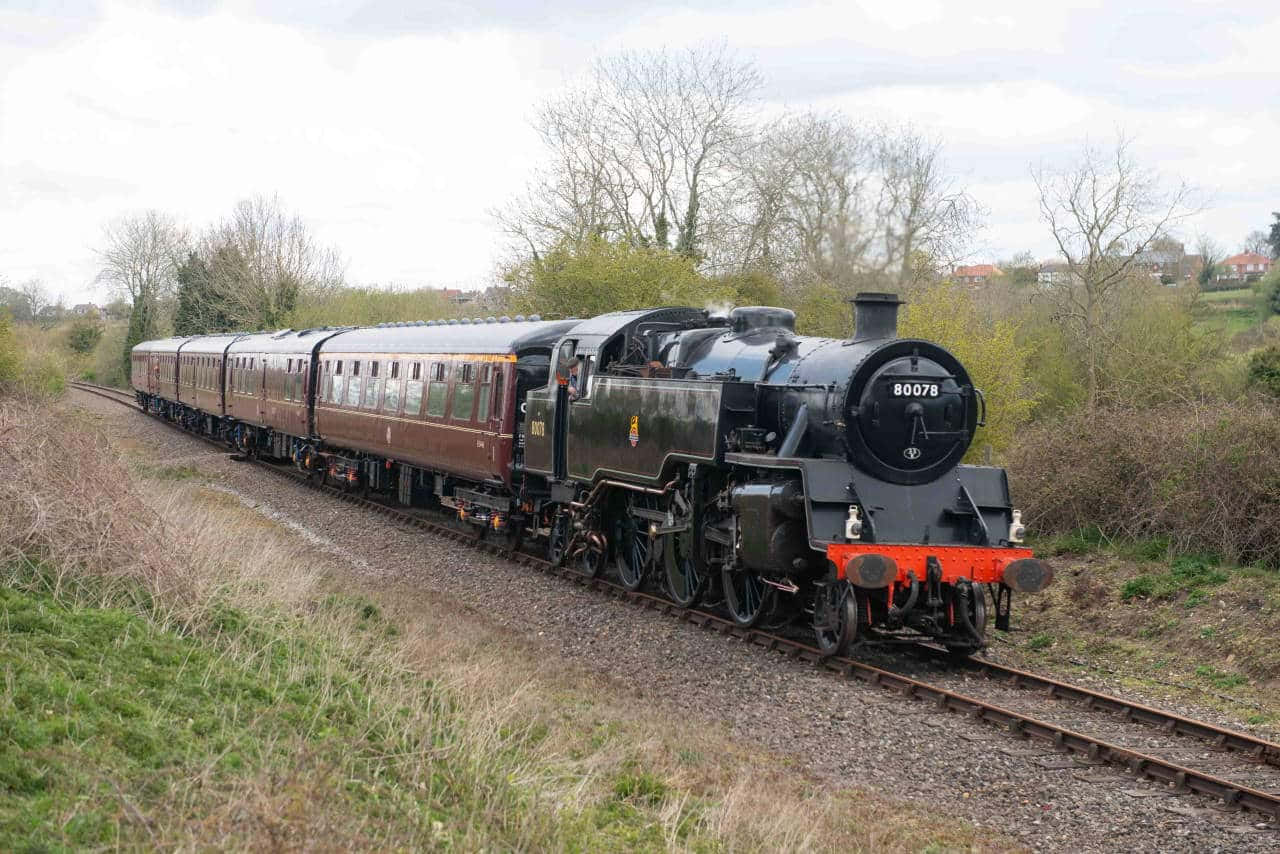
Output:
[{"xmin": 827, "ymin": 543, "xmax": 1053, "ymax": 594}]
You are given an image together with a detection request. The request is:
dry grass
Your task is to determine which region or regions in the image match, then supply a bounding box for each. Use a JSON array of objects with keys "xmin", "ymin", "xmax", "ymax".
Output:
[{"xmin": 0, "ymin": 396, "xmax": 1014, "ymax": 851}]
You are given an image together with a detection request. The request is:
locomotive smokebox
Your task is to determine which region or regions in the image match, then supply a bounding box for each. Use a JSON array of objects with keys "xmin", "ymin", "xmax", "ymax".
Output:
[{"xmin": 849, "ymin": 292, "xmax": 903, "ymax": 342}]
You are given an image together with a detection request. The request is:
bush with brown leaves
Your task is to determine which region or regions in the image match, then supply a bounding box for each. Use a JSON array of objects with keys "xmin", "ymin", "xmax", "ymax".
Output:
[
  {"xmin": 1008, "ymin": 399, "xmax": 1280, "ymax": 566},
  {"xmin": 0, "ymin": 399, "xmax": 183, "ymax": 603}
]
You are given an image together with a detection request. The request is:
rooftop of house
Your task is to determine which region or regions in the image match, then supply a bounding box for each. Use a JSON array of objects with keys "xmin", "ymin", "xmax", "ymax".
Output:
[
  {"xmin": 1222, "ymin": 252, "xmax": 1272, "ymax": 266},
  {"xmin": 953, "ymin": 264, "xmax": 1000, "ymax": 278}
]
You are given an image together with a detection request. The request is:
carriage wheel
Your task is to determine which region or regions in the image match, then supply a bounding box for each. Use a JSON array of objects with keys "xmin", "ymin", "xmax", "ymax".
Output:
[
  {"xmin": 813, "ymin": 581, "xmax": 859, "ymax": 657},
  {"xmin": 722, "ymin": 567, "xmax": 774, "ymax": 627},
  {"xmin": 614, "ymin": 493, "xmax": 654, "ymax": 591}
]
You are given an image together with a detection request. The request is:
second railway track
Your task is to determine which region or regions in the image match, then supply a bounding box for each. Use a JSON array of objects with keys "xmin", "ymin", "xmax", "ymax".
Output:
[{"xmin": 68, "ymin": 379, "xmax": 1280, "ymax": 824}]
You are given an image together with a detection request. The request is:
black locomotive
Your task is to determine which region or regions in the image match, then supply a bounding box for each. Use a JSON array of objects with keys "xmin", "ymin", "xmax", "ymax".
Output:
[{"xmin": 133, "ymin": 292, "xmax": 1050, "ymax": 656}]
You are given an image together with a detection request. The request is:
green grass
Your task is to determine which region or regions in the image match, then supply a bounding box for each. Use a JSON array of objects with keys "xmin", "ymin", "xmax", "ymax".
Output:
[
  {"xmin": 0, "ymin": 581, "xmax": 459, "ymax": 849},
  {"xmin": 1194, "ymin": 665, "xmax": 1247, "ymax": 691},
  {"xmin": 0, "ymin": 572, "xmax": 734, "ymax": 851},
  {"xmin": 1030, "ymin": 526, "xmax": 1172, "ymax": 562},
  {"xmin": 1027, "ymin": 633, "xmax": 1054, "ymax": 650},
  {"xmin": 1198, "ymin": 287, "xmax": 1254, "ymax": 303},
  {"xmin": 1193, "ymin": 287, "xmax": 1264, "ymax": 339},
  {"xmin": 1119, "ymin": 555, "xmax": 1230, "ymax": 605}
]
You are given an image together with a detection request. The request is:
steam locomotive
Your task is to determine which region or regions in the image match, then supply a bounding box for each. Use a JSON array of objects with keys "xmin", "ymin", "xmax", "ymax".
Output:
[{"xmin": 131, "ymin": 292, "xmax": 1051, "ymax": 656}]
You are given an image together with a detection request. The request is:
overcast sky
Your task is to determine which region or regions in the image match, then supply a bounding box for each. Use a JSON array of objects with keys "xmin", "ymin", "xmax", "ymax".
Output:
[{"xmin": 2, "ymin": 0, "xmax": 1277, "ymax": 305}]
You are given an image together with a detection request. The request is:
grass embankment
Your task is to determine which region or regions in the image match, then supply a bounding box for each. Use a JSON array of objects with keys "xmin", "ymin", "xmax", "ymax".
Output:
[
  {"xmin": 0, "ymin": 397, "xmax": 1000, "ymax": 851},
  {"xmin": 1005, "ymin": 529, "xmax": 1280, "ymax": 728},
  {"xmin": 1193, "ymin": 286, "xmax": 1267, "ymax": 345}
]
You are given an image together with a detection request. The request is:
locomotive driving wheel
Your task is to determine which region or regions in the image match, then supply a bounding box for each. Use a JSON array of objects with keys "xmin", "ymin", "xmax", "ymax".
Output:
[
  {"xmin": 722, "ymin": 567, "xmax": 775, "ymax": 627},
  {"xmin": 945, "ymin": 580, "xmax": 987, "ymax": 658},
  {"xmin": 614, "ymin": 492, "xmax": 655, "ymax": 591},
  {"xmin": 813, "ymin": 580, "xmax": 859, "ymax": 657},
  {"xmin": 664, "ymin": 527, "xmax": 703, "ymax": 606},
  {"xmin": 662, "ymin": 482, "xmax": 705, "ymax": 607},
  {"xmin": 546, "ymin": 512, "xmax": 569, "ymax": 566},
  {"xmin": 575, "ymin": 540, "xmax": 605, "ymax": 578}
]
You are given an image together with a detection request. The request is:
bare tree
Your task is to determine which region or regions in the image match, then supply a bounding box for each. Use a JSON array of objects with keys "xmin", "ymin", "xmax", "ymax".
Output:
[
  {"xmin": 18, "ymin": 279, "xmax": 48, "ymax": 323},
  {"xmin": 1033, "ymin": 134, "xmax": 1197, "ymax": 410},
  {"xmin": 1195, "ymin": 233, "xmax": 1224, "ymax": 287},
  {"xmin": 200, "ymin": 195, "xmax": 344, "ymax": 330},
  {"xmin": 733, "ymin": 114, "xmax": 979, "ymax": 292},
  {"xmin": 874, "ymin": 127, "xmax": 981, "ymax": 288},
  {"xmin": 1242, "ymin": 229, "xmax": 1270, "ymax": 256},
  {"xmin": 95, "ymin": 210, "xmax": 187, "ymax": 304},
  {"xmin": 498, "ymin": 43, "xmax": 761, "ymax": 262}
]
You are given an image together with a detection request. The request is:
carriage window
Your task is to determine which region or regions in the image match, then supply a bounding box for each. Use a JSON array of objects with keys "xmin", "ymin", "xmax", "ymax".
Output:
[
  {"xmin": 370, "ymin": 361, "xmax": 379, "ymax": 378},
  {"xmin": 425, "ymin": 362, "xmax": 448, "ymax": 417},
  {"xmin": 332, "ymin": 371, "xmax": 346, "ymax": 405},
  {"xmin": 346, "ymin": 372, "xmax": 363, "ymax": 406},
  {"xmin": 492, "ymin": 366, "xmax": 504, "ymax": 419},
  {"xmin": 382, "ymin": 365, "xmax": 401, "ymax": 412},
  {"xmin": 475, "ymin": 364, "xmax": 492, "ymax": 422},
  {"xmin": 364, "ymin": 371, "xmax": 382, "ymax": 408},
  {"xmin": 411, "ymin": 362, "xmax": 421, "ymax": 381},
  {"xmin": 405, "ymin": 378, "xmax": 423, "ymax": 415},
  {"xmin": 451, "ymin": 362, "xmax": 475, "ymax": 421}
]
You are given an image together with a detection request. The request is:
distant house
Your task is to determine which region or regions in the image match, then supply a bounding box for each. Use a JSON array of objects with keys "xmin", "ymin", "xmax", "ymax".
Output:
[
  {"xmin": 951, "ymin": 264, "xmax": 1002, "ymax": 285},
  {"xmin": 1037, "ymin": 261, "xmax": 1075, "ymax": 286},
  {"xmin": 1216, "ymin": 252, "xmax": 1273, "ymax": 283},
  {"xmin": 71, "ymin": 303, "xmax": 107, "ymax": 319},
  {"xmin": 1135, "ymin": 242, "xmax": 1186, "ymax": 283},
  {"xmin": 439, "ymin": 288, "xmax": 475, "ymax": 305},
  {"xmin": 1180, "ymin": 254, "xmax": 1205, "ymax": 282}
]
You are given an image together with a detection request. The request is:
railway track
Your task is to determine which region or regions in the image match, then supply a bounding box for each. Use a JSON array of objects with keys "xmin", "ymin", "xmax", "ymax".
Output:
[{"xmin": 69, "ymin": 380, "xmax": 1280, "ymax": 823}]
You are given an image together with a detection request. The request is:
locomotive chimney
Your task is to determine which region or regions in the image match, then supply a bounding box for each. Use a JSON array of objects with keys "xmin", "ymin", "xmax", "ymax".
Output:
[{"xmin": 849, "ymin": 292, "xmax": 903, "ymax": 342}]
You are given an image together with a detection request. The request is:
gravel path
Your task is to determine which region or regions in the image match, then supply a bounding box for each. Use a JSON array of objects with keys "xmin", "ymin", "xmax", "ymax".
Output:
[{"xmin": 72, "ymin": 389, "xmax": 1278, "ymax": 853}]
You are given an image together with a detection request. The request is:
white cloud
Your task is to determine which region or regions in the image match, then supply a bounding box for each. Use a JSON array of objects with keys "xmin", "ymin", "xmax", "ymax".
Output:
[
  {"xmin": 1, "ymin": 1, "xmax": 549, "ymax": 299},
  {"xmin": 0, "ymin": 0, "xmax": 1276, "ymax": 302}
]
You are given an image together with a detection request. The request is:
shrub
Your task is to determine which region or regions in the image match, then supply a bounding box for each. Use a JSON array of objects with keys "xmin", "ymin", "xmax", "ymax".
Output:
[
  {"xmin": 505, "ymin": 237, "xmax": 734, "ymax": 319},
  {"xmin": 1247, "ymin": 345, "xmax": 1280, "ymax": 397},
  {"xmin": 0, "ymin": 309, "xmax": 19, "ymax": 388},
  {"xmin": 899, "ymin": 282, "xmax": 1037, "ymax": 461},
  {"xmin": 65, "ymin": 318, "xmax": 103, "ymax": 355},
  {"xmin": 1009, "ymin": 399, "xmax": 1280, "ymax": 567}
]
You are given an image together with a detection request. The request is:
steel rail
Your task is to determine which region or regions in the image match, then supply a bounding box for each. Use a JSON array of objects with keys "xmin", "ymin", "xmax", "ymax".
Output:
[
  {"xmin": 68, "ymin": 380, "xmax": 1280, "ymax": 821},
  {"xmin": 931, "ymin": 648, "xmax": 1280, "ymax": 769}
]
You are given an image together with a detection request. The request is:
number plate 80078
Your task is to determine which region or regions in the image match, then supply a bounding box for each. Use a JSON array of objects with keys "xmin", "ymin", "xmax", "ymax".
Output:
[{"xmin": 889, "ymin": 382, "xmax": 940, "ymax": 398}]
